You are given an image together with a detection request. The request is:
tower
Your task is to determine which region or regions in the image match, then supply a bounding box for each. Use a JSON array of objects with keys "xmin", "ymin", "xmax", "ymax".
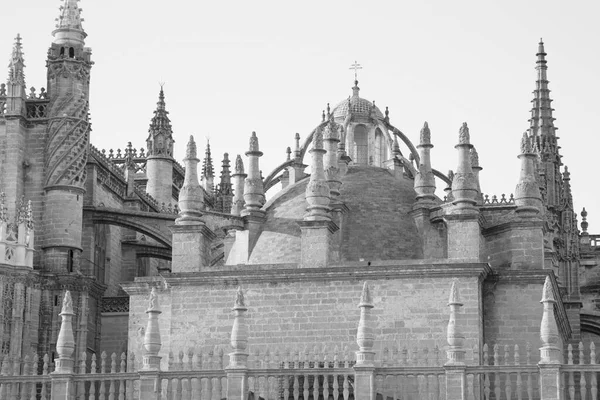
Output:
[
  {"xmin": 42, "ymin": 0, "xmax": 93, "ymax": 272},
  {"xmin": 145, "ymin": 87, "xmax": 175, "ymax": 206}
]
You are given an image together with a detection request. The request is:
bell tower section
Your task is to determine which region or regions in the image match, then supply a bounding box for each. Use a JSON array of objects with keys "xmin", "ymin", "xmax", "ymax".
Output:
[{"xmin": 41, "ymin": 0, "xmax": 92, "ymax": 272}]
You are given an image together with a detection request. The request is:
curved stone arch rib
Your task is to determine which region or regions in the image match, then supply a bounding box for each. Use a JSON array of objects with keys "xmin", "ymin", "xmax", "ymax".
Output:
[
  {"xmin": 90, "ymin": 214, "xmax": 172, "ymax": 248},
  {"xmin": 135, "ymin": 247, "xmax": 172, "ymax": 261},
  {"xmin": 433, "ymin": 169, "xmax": 452, "ymax": 186},
  {"xmin": 263, "ymin": 159, "xmax": 293, "ymax": 191},
  {"xmin": 264, "ymin": 175, "xmax": 282, "ymax": 193},
  {"xmin": 581, "ymin": 313, "xmax": 600, "ymax": 337}
]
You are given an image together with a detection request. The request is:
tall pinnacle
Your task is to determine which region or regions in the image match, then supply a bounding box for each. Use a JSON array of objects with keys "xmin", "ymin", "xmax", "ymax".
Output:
[
  {"xmin": 529, "ymin": 39, "xmax": 557, "ymax": 139},
  {"xmin": 146, "ymin": 86, "xmax": 174, "ymax": 158},
  {"xmin": 7, "ymin": 34, "xmax": 26, "ymax": 86},
  {"xmin": 53, "ymin": 0, "xmax": 86, "ymax": 46},
  {"xmin": 202, "ymin": 141, "xmax": 215, "ymax": 179}
]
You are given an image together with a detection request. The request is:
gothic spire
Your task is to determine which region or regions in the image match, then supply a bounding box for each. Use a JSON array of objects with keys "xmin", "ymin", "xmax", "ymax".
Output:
[
  {"xmin": 202, "ymin": 141, "xmax": 215, "ymax": 179},
  {"xmin": 146, "ymin": 86, "xmax": 174, "ymax": 158},
  {"xmin": 529, "ymin": 40, "xmax": 557, "ymax": 140},
  {"xmin": 53, "ymin": 0, "xmax": 86, "ymax": 45},
  {"xmin": 7, "ymin": 34, "xmax": 26, "ymax": 87}
]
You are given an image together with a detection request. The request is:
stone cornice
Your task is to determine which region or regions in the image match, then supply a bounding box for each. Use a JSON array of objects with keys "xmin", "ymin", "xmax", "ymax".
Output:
[
  {"xmin": 482, "ymin": 218, "xmax": 544, "ymax": 237},
  {"xmin": 121, "ymin": 261, "xmax": 492, "ymax": 294},
  {"xmin": 297, "ymin": 219, "xmax": 339, "ymax": 234}
]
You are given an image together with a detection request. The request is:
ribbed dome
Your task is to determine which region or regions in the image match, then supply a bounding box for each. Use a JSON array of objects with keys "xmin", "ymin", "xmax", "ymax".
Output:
[
  {"xmin": 332, "ymin": 96, "xmax": 384, "ymax": 121},
  {"xmin": 247, "ymin": 166, "xmax": 423, "ymax": 264}
]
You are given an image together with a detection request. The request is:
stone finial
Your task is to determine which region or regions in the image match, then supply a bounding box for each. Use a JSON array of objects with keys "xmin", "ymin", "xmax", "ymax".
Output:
[
  {"xmin": 446, "ymin": 280, "xmax": 465, "ymax": 365},
  {"xmin": 55, "ymin": 291, "xmax": 76, "ymax": 373},
  {"xmin": 249, "ymin": 131, "xmax": 260, "ymax": 153},
  {"xmin": 355, "ymin": 282, "xmax": 375, "ymax": 366},
  {"xmin": 234, "ymin": 155, "xmax": 244, "ymax": 174},
  {"xmin": 458, "ymin": 122, "xmax": 470, "ymax": 144},
  {"xmin": 177, "ymin": 135, "xmax": 204, "ymax": 224},
  {"xmin": 147, "ymin": 287, "xmax": 159, "ymax": 312},
  {"xmin": 286, "ymin": 147, "xmax": 291, "ymax": 161},
  {"xmin": 581, "ymin": 208, "xmax": 589, "ymax": 233},
  {"xmin": 201, "ymin": 140, "xmax": 214, "ymax": 179},
  {"xmin": 448, "ymin": 279, "xmax": 462, "ymax": 306},
  {"xmin": 294, "ymin": 133, "xmax": 301, "ymax": 157},
  {"xmin": 520, "ymin": 132, "xmax": 532, "ymax": 154},
  {"xmin": 359, "ymin": 281, "xmax": 373, "ymax": 306},
  {"xmin": 62, "ymin": 290, "xmax": 74, "ymax": 314},
  {"xmin": 234, "ymin": 286, "xmax": 245, "ymax": 308},
  {"xmin": 539, "ymin": 276, "xmax": 560, "ymax": 364},
  {"xmin": 420, "ymin": 122, "xmax": 431, "ymax": 145},
  {"xmin": 186, "ymin": 135, "xmax": 197, "ymax": 159},
  {"xmin": 229, "ymin": 286, "xmax": 249, "ymax": 368},
  {"xmin": 143, "ymin": 287, "xmax": 162, "ymax": 370}
]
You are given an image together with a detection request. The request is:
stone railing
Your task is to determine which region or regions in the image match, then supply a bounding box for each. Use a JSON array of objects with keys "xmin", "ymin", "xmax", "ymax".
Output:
[
  {"xmin": 482, "ymin": 193, "xmax": 515, "ymax": 205},
  {"xmin": 0, "ymin": 277, "xmax": 583, "ymax": 400},
  {"xmin": 101, "ymin": 296, "xmax": 130, "ymax": 313}
]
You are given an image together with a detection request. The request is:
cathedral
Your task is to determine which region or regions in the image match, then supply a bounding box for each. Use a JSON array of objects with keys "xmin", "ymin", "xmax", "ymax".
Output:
[{"xmin": 1, "ymin": 0, "xmax": 600, "ymax": 380}]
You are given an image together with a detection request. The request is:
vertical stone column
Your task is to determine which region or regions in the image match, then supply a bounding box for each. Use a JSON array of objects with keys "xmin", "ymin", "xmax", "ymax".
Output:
[
  {"xmin": 444, "ymin": 280, "xmax": 467, "ymax": 400},
  {"xmin": 444, "ymin": 123, "xmax": 481, "ymax": 261},
  {"xmin": 226, "ymin": 287, "xmax": 249, "ymax": 400},
  {"xmin": 230, "ymin": 155, "xmax": 246, "ymax": 217},
  {"xmin": 354, "ymin": 282, "xmax": 376, "ymax": 400},
  {"xmin": 139, "ymin": 288, "xmax": 162, "ymax": 400},
  {"xmin": 171, "ymin": 136, "xmax": 215, "ymax": 272},
  {"xmin": 470, "ymin": 147, "xmax": 483, "ymax": 205},
  {"xmin": 538, "ymin": 276, "xmax": 562, "ymax": 400},
  {"xmin": 298, "ymin": 127, "xmax": 338, "ymax": 267},
  {"xmin": 50, "ymin": 291, "xmax": 75, "ymax": 400}
]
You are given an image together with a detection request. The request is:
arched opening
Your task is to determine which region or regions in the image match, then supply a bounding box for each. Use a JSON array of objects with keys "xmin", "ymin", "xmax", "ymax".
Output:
[
  {"xmin": 69, "ymin": 47, "xmax": 75, "ymax": 58},
  {"xmin": 60, "ymin": 47, "xmax": 65, "ymax": 57},
  {"xmin": 94, "ymin": 224, "xmax": 108, "ymax": 283},
  {"xmin": 67, "ymin": 249, "xmax": 74, "ymax": 273},
  {"xmin": 354, "ymin": 124, "xmax": 368, "ymax": 165},
  {"xmin": 375, "ymin": 128, "xmax": 385, "ymax": 167}
]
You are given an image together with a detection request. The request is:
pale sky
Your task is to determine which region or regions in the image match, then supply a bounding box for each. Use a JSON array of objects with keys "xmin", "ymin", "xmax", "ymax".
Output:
[{"xmin": 2, "ymin": 0, "xmax": 600, "ymax": 231}]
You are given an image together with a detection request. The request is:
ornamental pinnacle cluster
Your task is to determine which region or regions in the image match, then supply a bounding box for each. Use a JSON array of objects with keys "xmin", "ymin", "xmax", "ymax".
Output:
[{"xmin": 0, "ymin": 5, "xmax": 598, "ymax": 391}]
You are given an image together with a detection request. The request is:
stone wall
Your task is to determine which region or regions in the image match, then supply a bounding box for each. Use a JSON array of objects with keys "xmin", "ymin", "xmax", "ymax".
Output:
[
  {"xmin": 100, "ymin": 312, "xmax": 129, "ymax": 356},
  {"xmin": 124, "ymin": 263, "xmax": 488, "ymax": 370}
]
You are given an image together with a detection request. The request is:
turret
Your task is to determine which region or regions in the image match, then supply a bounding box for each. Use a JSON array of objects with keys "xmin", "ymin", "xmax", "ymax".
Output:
[
  {"xmin": 515, "ymin": 133, "xmax": 542, "ymax": 216},
  {"xmin": 41, "ymin": 0, "xmax": 93, "ymax": 272},
  {"xmin": 145, "ymin": 87, "xmax": 174, "ymax": 206},
  {"xmin": 451, "ymin": 123, "xmax": 478, "ymax": 212},
  {"xmin": 323, "ymin": 121, "xmax": 342, "ymax": 200}
]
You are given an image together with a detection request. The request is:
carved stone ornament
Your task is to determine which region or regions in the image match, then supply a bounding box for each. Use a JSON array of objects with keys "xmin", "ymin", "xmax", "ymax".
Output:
[
  {"xmin": 420, "ymin": 122, "xmax": 431, "ymax": 145},
  {"xmin": 458, "ymin": 122, "xmax": 470, "ymax": 144}
]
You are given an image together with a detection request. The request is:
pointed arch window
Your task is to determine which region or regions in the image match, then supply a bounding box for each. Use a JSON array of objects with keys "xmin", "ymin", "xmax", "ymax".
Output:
[{"xmin": 354, "ymin": 124, "xmax": 368, "ymax": 165}]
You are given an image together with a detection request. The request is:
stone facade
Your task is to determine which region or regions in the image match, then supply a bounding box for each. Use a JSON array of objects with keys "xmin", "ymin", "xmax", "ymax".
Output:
[{"xmin": 0, "ymin": 2, "xmax": 598, "ymax": 386}]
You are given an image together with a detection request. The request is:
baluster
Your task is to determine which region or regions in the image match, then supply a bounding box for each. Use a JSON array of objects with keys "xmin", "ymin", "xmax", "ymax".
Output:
[
  {"xmin": 581, "ymin": 342, "xmax": 586, "ymax": 365},
  {"xmin": 382, "ymin": 347, "xmax": 389, "ymax": 367},
  {"xmin": 303, "ymin": 366, "xmax": 310, "ymax": 400},
  {"xmin": 435, "ymin": 345, "xmax": 441, "ymax": 366},
  {"xmin": 332, "ymin": 347, "xmax": 339, "ymax": 400},
  {"xmin": 467, "ymin": 373, "xmax": 475, "ymax": 400},
  {"xmin": 526, "ymin": 343, "xmax": 532, "ymax": 365},
  {"xmin": 391, "ymin": 374, "xmax": 399, "ymax": 400},
  {"xmin": 195, "ymin": 349, "xmax": 203, "ymax": 370},
  {"xmin": 293, "ymin": 372, "xmax": 300, "ymax": 399},
  {"xmin": 375, "ymin": 374, "xmax": 384, "ymax": 399},
  {"xmin": 313, "ymin": 346, "xmax": 320, "ymax": 400},
  {"xmin": 29, "ymin": 354, "xmax": 38, "ymax": 400},
  {"xmin": 40, "ymin": 354, "xmax": 49, "ymax": 400},
  {"xmin": 472, "ymin": 343, "xmax": 478, "ymax": 365},
  {"xmin": 322, "ymin": 347, "xmax": 330, "ymax": 400},
  {"xmin": 201, "ymin": 377, "xmax": 211, "ymax": 400},
  {"xmin": 423, "ymin": 347, "xmax": 429, "ymax": 366},
  {"xmin": 514, "ymin": 345, "xmax": 522, "ymax": 400},
  {"xmin": 569, "ymin": 344, "xmax": 575, "ymax": 400},
  {"xmin": 187, "ymin": 349, "xmax": 194, "ymax": 371},
  {"xmin": 592, "ymin": 342, "xmax": 598, "ymax": 400},
  {"xmin": 343, "ymin": 371, "xmax": 350, "ymax": 400},
  {"xmin": 402, "ymin": 346, "xmax": 408, "ymax": 366},
  {"xmin": 108, "ymin": 353, "xmax": 116, "ymax": 400},
  {"xmin": 126, "ymin": 353, "xmax": 135, "ymax": 400},
  {"xmin": 211, "ymin": 375, "xmax": 220, "ymax": 400},
  {"xmin": 412, "ymin": 347, "xmax": 418, "ymax": 365},
  {"xmin": 484, "ymin": 369, "xmax": 491, "ymax": 400},
  {"xmin": 117, "ymin": 353, "xmax": 125, "ymax": 400},
  {"xmin": 582, "ymin": 369, "xmax": 588, "ymax": 400},
  {"xmin": 99, "ymin": 352, "xmax": 107, "ymax": 400},
  {"xmin": 493, "ymin": 344, "xmax": 501, "ymax": 399},
  {"xmin": 88, "ymin": 354, "xmax": 97, "ymax": 400}
]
